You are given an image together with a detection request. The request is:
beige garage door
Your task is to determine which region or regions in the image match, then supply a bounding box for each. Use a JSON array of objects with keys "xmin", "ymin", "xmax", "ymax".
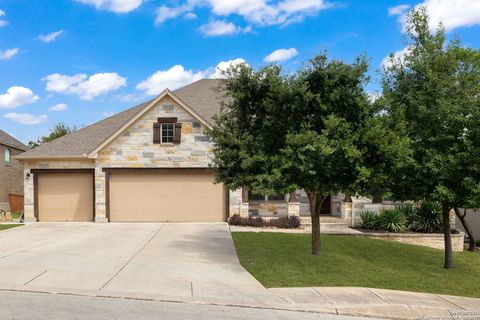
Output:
[
  {"xmin": 109, "ymin": 171, "xmax": 225, "ymax": 222},
  {"xmin": 37, "ymin": 173, "xmax": 94, "ymax": 222}
]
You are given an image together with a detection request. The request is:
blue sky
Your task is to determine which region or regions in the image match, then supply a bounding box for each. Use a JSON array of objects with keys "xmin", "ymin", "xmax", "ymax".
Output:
[{"xmin": 1, "ymin": 0, "xmax": 480, "ymax": 144}]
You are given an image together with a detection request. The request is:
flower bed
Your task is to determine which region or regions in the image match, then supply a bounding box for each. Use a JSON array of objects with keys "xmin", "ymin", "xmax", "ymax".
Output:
[{"xmin": 228, "ymin": 214, "xmax": 301, "ymax": 229}]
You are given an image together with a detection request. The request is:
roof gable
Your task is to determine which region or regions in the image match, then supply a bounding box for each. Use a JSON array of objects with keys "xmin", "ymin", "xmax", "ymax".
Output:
[
  {"xmin": 0, "ymin": 129, "xmax": 28, "ymax": 151},
  {"xmin": 15, "ymin": 79, "xmax": 223, "ymax": 160}
]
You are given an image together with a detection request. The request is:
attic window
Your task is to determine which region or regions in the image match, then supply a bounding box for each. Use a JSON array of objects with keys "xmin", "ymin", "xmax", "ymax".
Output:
[
  {"xmin": 161, "ymin": 123, "xmax": 174, "ymax": 143},
  {"xmin": 154, "ymin": 117, "xmax": 182, "ymax": 144}
]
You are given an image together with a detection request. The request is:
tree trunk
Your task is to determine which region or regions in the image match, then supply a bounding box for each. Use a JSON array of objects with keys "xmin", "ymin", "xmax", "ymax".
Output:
[
  {"xmin": 454, "ymin": 207, "xmax": 477, "ymax": 252},
  {"xmin": 307, "ymin": 191, "xmax": 324, "ymax": 256},
  {"xmin": 442, "ymin": 203, "xmax": 454, "ymax": 269}
]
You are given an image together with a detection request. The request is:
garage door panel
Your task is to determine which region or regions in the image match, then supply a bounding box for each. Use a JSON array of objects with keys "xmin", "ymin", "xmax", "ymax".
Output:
[
  {"xmin": 109, "ymin": 172, "xmax": 224, "ymax": 222},
  {"xmin": 38, "ymin": 173, "xmax": 93, "ymax": 222}
]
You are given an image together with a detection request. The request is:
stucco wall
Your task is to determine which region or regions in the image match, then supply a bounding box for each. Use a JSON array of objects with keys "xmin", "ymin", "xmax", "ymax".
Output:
[{"xmin": 0, "ymin": 145, "xmax": 25, "ymax": 210}]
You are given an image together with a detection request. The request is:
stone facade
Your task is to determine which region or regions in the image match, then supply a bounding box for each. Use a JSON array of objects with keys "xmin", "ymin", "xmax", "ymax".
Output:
[
  {"xmin": 0, "ymin": 145, "xmax": 25, "ymax": 211},
  {"xmin": 23, "ymin": 95, "xmax": 241, "ymax": 222},
  {"xmin": 361, "ymin": 232, "xmax": 465, "ymax": 252}
]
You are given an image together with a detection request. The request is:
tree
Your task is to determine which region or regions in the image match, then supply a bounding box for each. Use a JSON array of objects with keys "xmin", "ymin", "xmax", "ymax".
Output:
[
  {"xmin": 381, "ymin": 8, "xmax": 480, "ymax": 268},
  {"xmin": 210, "ymin": 55, "xmax": 406, "ymax": 255},
  {"xmin": 28, "ymin": 123, "xmax": 77, "ymax": 148}
]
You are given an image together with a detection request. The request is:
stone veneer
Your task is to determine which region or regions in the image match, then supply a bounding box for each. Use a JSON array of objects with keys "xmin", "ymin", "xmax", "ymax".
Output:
[{"xmin": 23, "ymin": 96, "xmax": 240, "ymax": 222}]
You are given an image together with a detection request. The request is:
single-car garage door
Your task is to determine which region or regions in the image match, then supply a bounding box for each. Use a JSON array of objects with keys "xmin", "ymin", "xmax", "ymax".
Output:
[
  {"xmin": 37, "ymin": 171, "xmax": 94, "ymax": 222},
  {"xmin": 108, "ymin": 170, "xmax": 225, "ymax": 222}
]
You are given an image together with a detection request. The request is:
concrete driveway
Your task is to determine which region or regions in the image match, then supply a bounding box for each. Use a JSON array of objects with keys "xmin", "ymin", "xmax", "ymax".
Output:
[{"xmin": 0, "ymin": 223, "xmax": 280, "ymax": 305}]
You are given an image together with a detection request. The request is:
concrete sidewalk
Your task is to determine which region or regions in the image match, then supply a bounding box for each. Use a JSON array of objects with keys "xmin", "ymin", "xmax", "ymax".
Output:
[{"xmin": 270, "ymin": 287, "xmax": 480, "ymax": 319}]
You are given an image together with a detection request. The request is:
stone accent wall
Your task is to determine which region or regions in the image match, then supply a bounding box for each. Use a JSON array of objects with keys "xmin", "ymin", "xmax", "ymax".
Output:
[
  {"xmin": 23, "ymin": 160, "xmax": 95, "ymax": 222},
  {"xmin": 96, "ymin": 97, "xmax": 214, "ymax": 168},
  {"xmin": 0, "ymin": 145, "xmax": 24, "ymax": 210},
  {"xmin": 360, "ymin": 232, "xmax": 465, "ymax": 252},
  {"xmin": 229, "ymin": 189, "xmax": 242, "ymax": 216}
]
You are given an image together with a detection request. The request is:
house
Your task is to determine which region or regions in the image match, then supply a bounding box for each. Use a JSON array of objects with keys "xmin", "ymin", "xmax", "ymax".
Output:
[
  {"xmin": 16, "ymin": 79, "xmax": 368, "ymax": 223},
  {"xmin": 0, "ymin": 129, "xmax": 28, "ymax": 211}
]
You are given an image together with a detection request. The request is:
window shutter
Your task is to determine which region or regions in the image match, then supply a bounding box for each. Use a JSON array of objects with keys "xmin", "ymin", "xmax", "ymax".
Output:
[
  {"xmin": 153, "ymin": 123, "xmax": 161, "ymax": 144},
  {"xmin": 173, "ymin": 122, "xmax": 182, "ymax": 144}
]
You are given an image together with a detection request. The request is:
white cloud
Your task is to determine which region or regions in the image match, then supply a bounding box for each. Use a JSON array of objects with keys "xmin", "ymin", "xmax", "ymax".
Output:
[
  {"xmin": 48, "ymin": 103, "xmax": 68, "ymax": 112},
  {"xmin": 264, "ymin": 47, "xmax": 298, "ymax": 63},
  {"xmin": 0, "ymin": 48, "xmax": 19, "ymax": 60},
  {"xmin": 388, "ymin": 4, "xmax": 410, "ymax": 16},
  {"xmin": 136, "ymin": 65, "xmax": 205, "ymax": 95},
  {"xmin": 102, "ymin": 111, "xmax": 115, "ymax": 117},
  {"xmin": 0, "ymin": 9, "xmax": 7, "ymax": 27},
  {"xmin": 0, "ymin": 86, "xmax": 40, "ymax": 109},
  {"xmin": 155, "ymin": 5, "xmax": 192, "ymax": 25},
  {"xmin": 381, "ymin": 46, "xmax": 411, "ymax": 69},
  {"xmin": 155, "ymin": 0, "xmax": 330, "ymax": 28},
  {"xmin": 39, "ymin": 30, "xmax": 64, "ymax": 43},
  {"xmin": 199, "ymin": 20, "xmax": 240, "ymax": 36},
  {"xmin": 136, "ymin": 58, "xmax": 248, "ymax": 95},
  {"xmin": 398, "ymin": 0, "xmax": 480, "ymax": 32},
  {"xmin": 75, "ymin": 0, "xmax": 143, "ymax": 13},
  {"xmin": 211, "ymin": 58, "xmax": 248, "ymax": 78},
  {"xmin": 43, "ymin": 72, "xmax": 127, "ymax": 100},
  {"xmin": 4, "ymin": 112, "xmax": 48, "ymax": 125}
]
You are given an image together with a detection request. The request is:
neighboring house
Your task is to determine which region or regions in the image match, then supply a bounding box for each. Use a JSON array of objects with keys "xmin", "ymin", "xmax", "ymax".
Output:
[
  {"xmin": 16, "ymin": 79, "xmax": 375, "ymax": 223},
  {"xmin": 0, "ymin": 129, "xmax": 28, "ymax": 211}
]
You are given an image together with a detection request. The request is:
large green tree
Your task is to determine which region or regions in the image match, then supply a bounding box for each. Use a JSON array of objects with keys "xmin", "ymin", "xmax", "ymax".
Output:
[
  {"xmin": 381, "ymin": 8, "xmax": 480, "ymax": 268},
  {"xmin": 210, "ymin": 55, "xmax": 407, "ymax": 255}
]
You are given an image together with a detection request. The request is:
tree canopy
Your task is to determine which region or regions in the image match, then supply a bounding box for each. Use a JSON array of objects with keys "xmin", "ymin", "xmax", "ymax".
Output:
[
  {"xmin": 28, "ymin": 123, "xmax": 77, "ymax": 148},
  {"xmin": 380, "ymin": 7, "xmax": 480, "ymax": 267}
]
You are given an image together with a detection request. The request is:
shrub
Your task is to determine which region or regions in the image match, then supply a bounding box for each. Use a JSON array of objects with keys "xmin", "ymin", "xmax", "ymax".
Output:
[
  {"xmin": 267, "ymin": 216, "xmax": 301, "ymax": 229},
  {"xmin": 359, "ymin": 210, "xmax": 382, "ymax": 230},
  {"xmin": 396, "ymin": 204, "xmax": 416, "ymax": 224},
  {"xmin": 228, "ymin": 214, "xmax": 301, "ymax": 229},
  {"xmin": 379, "ymin": 208, "xmax": 407, "ymax": 233},
  {"xmin": 410, "ymin": 201, "xmax": 443, "ymax": 233}
]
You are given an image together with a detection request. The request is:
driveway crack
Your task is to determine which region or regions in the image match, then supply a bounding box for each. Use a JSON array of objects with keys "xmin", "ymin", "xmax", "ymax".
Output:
[
  {"xmin": 98, "ymin": 224, "xmax": 165, "ymax": 290},
  {"xmin": 24, "ymin": 270, "xmax": 47, "ymax": 285}
]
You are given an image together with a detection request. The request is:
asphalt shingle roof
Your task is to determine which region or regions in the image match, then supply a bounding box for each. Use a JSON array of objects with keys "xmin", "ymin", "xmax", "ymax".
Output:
[
  {"xmin": 0, "ymin": 129, "xmax": 28, "ymax": 151},
  {"xmin": 16, "ymin": 79, "xmax": 223, "ymax": 159}
]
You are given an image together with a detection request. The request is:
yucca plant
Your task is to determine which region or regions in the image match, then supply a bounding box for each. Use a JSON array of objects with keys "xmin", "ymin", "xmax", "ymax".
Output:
[
  {"xmin": 396, "ymin": 204, "xmax": 416, "ymax": 224},
  {"xmin": 410, "ymin": 201, "xmax": 442, "ymax": 233},
  {"xmin": 359, "ymin": 210, "xmax": 381, "ymax": 230},
  {"xmin": 379, "ymin": 208, "xmax": 407, "ymax": 233}
]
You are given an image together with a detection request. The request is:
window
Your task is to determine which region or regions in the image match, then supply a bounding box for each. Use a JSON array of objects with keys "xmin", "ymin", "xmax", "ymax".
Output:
[
  {"xmin": 161, "ymin": 123, "xmax": 174, "ymax": 143},
  {"xmin": 4, "ymin": 148, "xmax": 11, "ymax": 165}
]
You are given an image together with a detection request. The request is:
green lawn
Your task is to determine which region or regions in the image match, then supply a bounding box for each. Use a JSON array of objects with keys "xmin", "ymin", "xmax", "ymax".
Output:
[
  {"xmin": 232, "ymin": 232, "xmax": 480, "ymax": 298},
  {"xmin": 0, "ymin": 224, "xmax": 22, "ymax": 231}
]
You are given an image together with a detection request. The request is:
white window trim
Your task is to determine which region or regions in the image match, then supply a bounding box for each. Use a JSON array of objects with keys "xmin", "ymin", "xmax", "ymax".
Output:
[{"xmin": 160, "ymin": 123, "xmax": 174, "ymax": 144}]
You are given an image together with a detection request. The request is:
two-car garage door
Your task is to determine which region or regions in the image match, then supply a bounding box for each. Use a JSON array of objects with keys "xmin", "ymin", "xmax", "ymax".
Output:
[
  {"xmin": 35, "ymin": 169, "xmax": 225, "ymax": 222},
  {"xmin": 108, "ymin": 171, "xmax": 225, "ymax": 222}
]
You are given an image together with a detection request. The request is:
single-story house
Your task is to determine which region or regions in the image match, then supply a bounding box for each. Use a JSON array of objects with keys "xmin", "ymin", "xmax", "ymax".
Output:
[
  {"xmin": 16, "ymin": 79, "xmax": 376, "ymax": 223},
  {"xmin": 0, "ymin": 129, "xmax": 27, "ymax": 211}
]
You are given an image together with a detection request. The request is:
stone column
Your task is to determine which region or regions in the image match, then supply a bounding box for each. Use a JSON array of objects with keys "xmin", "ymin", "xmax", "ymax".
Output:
[
  {"xmin": 240, "ymin": 187, "xmax": 249, "ymax": 217},
  {"xmin": 340, "ymin": 195, "xmax": 353, "ymax": 226},
  {"xmin": 94, "ymin": 166, "xmax": 108, "ymax": 223},
  {"xmin": 23, "ymin": 166, "xmax": 36, "ymax": 223},
  {"xmin": 287, "ymin": 191, "xmax": 300, "ymax": 216}
]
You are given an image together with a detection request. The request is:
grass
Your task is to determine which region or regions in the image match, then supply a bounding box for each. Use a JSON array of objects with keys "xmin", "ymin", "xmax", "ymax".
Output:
[
  {"xmin": 0, "ymin": 224, "xmax": 22, "ymax": 231},
  {"xmin": 232, "ymin": 232, "xmax": 480, "ymax": 298}
]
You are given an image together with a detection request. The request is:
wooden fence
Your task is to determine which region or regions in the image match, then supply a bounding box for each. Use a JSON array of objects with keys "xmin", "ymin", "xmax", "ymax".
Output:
[{"xmin": 8, "ymin": 193, "xmax": 24, "ymax": 212}]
